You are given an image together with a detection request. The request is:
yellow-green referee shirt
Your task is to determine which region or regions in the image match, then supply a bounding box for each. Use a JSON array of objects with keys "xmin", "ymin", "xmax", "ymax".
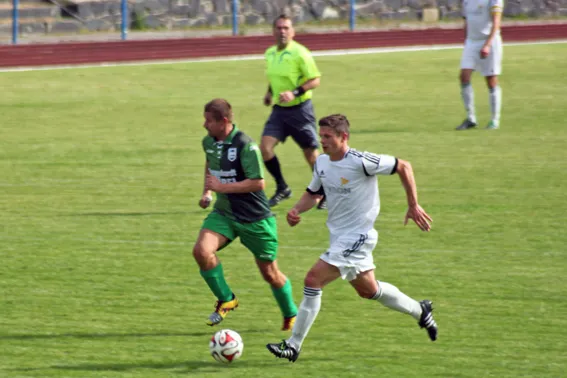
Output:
[{"xmin": 265, "ymin": 40, "xmax": 322, "ymax": 107}]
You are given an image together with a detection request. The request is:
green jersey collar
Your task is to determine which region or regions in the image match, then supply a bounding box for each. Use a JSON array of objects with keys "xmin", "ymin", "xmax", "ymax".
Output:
[{"xmin": 215, "ymin": 124, "xmax": 239, "ymax": 144}]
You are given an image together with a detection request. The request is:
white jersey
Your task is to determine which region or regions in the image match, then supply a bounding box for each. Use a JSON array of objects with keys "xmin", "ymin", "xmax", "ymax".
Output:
[
  {"xmin": 307, "ymin": 148, "xmax": 398, "ymax": 241},
  {"xmin": 462, "ymin": 0, "xmax": 503, "ymax": 41}
]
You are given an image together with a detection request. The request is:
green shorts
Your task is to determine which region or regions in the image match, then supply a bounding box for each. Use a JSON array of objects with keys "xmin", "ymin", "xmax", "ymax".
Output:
[{"xmin": 201, "ymin": 211, "xmax": 278, "ymax": 261}]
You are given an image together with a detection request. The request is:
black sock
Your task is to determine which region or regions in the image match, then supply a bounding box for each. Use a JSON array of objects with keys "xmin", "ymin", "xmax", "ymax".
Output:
[{"xmin": 264, "ymin": 156, "xmax": 287, "ymax": 190}]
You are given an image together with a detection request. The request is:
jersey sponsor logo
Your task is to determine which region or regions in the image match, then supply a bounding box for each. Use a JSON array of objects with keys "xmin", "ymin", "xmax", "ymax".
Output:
[
  {"xmin": 340, "ymin": 177, "xmax": 349, "ymax": 185},
  {"xmin": 328, "ymin": 186, "xmax": 351, "ymax": 194},
  {"xmin": 209, "ymin": 168, "xmax": 237, "ymax": 184},
  {"xmin": 209, "ymin": 169, "xmax": 237, "ymax": 178},
  {"xmin": 228, "ymin": 147, "xmax": 237, "ymax": 162}
]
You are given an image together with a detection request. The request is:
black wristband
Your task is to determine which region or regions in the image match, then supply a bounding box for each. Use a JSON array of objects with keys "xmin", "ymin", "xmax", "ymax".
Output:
[{"xmin": 292, "ymin": 86, "xmax": 306, "ymax": 97}]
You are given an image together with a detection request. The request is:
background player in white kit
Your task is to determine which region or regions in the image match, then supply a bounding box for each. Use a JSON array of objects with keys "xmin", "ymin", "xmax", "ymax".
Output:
[
  {"xmin": 266, "ymin": 114, "xmax": 438, "ymax": 362},
  {"xmin": 456, "ymin": 0, "xmax": 503, "ymax": 130}
]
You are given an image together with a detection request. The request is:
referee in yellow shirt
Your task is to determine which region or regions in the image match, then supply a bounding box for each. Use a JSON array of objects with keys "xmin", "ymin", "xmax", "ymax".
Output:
[{"xmin": 261, "ymin": 14, "xmax": 325, "ymax": 209}]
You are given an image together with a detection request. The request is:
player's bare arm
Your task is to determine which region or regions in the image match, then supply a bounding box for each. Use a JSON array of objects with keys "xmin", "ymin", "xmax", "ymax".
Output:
[
  {"xmin": 200, "ymin": 161, "xmax": 213, "ymax": 209},
  {"xmin": 395, "ymin": 159, "xmax": 433, "ymax": 232},
  {"xmin": 279, "ymin": 77, "xmax": 321, "ymax": 104},
  {"xmin": 264, "ymin": 85, "xmax": 272, "ymax": 106},
  {"xmin": 205, "ymin": 175, "xmax": 265, "ymax": 194},
  {"xmin": 286, "ymin": 191, "xmax": 322, "ymax": 226},
  {"xmin": 480, "ymin": 10, "xmax": 502, "ymax": 58}
]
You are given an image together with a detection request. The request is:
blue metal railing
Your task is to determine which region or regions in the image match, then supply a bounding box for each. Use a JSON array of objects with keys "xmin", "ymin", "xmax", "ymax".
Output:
[
  {"xmin": 10, "ymin": 0, "xmax": 358, "ymax": 44},
  {"xmin": 12, "ymin": 0, "xmax": 19, "ymax": 44},
  {"xmin": 232, "ymin": 0, "xmax": 238, "ymax": 36},
  {"xmin": 121, "ymin": 0, "xmax": 127, "ymax": 40},
  {"xmin": 350, "ymin": 0, "xmax": 356, "ymax": 31}
]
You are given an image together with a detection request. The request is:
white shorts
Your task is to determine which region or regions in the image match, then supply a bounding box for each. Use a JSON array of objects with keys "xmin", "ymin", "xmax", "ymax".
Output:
[
  {"xmin": 460, "ymin": 37, "xmax": 503, "ymax": 76},
  {"xmin": 320, "ymin": 230, "xmax": 378, "ymax": 282}
]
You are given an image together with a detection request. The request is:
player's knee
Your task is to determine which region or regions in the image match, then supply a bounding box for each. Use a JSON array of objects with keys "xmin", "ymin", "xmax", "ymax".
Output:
[
  {"xmin": 304, "ymin": 270, "xmax": 322, "ymax": 288},
  {"xmin": 260, "ymin": 269, "xmax": 278, "ymax": 284},
  {"xmin": 303, "ymin": 148, "xmax": 318, "ymax": 163},
  {"xmin": 260, "ymin": 143, "xmax": 273, "ymax": 161},
  {"xmin": 459, "ymin": 72, "xmax": 470, "ymax": 85},
  {"xmin": 192, "ymin": 244, "xmax": 202, "ymax": 260},
  {"xmin": 357, "ymin": 288, "xmax": 376, "ymax": 299},
  {"xmin": 192, "ymin": 243, "xmax": 211, "ymax": 263},
  {"xmin": 486, "ymin": 76, "xmax": 498, "ymax": 88}
]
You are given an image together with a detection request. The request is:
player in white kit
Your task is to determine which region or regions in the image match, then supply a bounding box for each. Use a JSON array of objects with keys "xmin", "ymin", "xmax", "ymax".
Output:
[
  {"xmin": 266, "ymin": 114, "xmax": 438, "ymax": 362},
  {"xmin": 456, "ymin": 0, "xmax": 503, "ymax": 130}
]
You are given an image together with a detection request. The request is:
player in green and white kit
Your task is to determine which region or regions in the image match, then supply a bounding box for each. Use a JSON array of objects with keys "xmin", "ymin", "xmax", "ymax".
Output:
[{"xmin": 193, "ymin": 98, "xmax": 298, "ymax": 331}]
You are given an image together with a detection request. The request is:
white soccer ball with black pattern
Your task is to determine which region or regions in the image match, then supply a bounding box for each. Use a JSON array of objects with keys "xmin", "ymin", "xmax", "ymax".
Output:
[{"xmin": 209, "ymin": 329, "xmax": 244, "ymax": 363}]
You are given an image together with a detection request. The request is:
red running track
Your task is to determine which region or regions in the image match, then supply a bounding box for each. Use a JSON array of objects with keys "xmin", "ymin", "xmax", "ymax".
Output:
[{"xmin": 0, "ymin": 24, "xmax": 566, "ymax": 68}]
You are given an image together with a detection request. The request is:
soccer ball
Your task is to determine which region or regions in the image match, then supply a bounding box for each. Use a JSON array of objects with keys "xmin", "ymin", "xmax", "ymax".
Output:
[{"xmin": 209, "ymin": 329, "xmax": 244, "ymax": 363}]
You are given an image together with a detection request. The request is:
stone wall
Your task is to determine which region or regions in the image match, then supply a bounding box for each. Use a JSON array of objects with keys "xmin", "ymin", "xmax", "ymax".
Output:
[
  {"xmin": 5, "ymin": 0, "xmax": 567, "ymax": 35},
  {"xmin": 56, "ymin": 0, "xmax": 567, "ymax": 32}
]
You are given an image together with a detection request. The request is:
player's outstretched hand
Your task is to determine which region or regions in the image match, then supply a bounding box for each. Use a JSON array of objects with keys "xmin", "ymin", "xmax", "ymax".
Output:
[
  {"xmin": 287, "ymin": 208, "xmax": 301, "ymax": 227},
  {"xmin": 404, "ymin": 205, "xmax": 432, "ymax": 232},
  {"xmin": 199, "ymin": 193, "xmax": 213, "ymax": 209}
]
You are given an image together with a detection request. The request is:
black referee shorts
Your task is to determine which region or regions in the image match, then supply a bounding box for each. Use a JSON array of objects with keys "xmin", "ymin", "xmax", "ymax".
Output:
[{"xmin": 262, "ymin": 100, "xmax": 319, "ymax": 149}]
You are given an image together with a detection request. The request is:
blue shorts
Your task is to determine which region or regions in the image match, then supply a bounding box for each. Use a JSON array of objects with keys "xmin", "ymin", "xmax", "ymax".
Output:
[{"xmin": 262, "ymin": 100, "xmax": 319, "ymax": 149}]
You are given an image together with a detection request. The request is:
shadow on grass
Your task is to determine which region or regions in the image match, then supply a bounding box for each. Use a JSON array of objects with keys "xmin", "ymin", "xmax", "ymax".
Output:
[
  {"xmin": 6, "ymin": 357, "xmax": 330, "ymax": 373},
  {"xmin": 8, "ymin": 360, "xmax": 237, "ymax": 373},
  {"xmin": 2, "ymin": 329, "xmax": 301, "ymax": 373},
  {"xmin": 0, "ymin": 329, "xmax": 269, "ymax": 341}
]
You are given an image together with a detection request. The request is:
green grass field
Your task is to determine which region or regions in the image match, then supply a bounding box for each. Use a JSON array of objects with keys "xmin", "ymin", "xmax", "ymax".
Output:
[{"xmin": 1, "ymin": 42, "xmax": 567, "ymax": 378}]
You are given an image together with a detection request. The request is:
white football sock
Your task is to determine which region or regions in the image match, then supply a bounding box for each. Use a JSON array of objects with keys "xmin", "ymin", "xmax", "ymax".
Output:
[
  {"xmin": 288, "ymin": 287, "xmax": 322, "ymax": 350},
  {"xmin": 372, "ymin": 281, "xmax": 422, "ymax": 320},
  {"xmin": 489, "ymin": 86, "xmax": 502, "ymax": 124},
  {"xmin": 461, "ymin": 83, "xmax": 477, "ymax": 123}
]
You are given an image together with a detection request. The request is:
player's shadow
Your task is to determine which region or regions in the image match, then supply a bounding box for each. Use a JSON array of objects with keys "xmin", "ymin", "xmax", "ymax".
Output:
[
  {"xmin": 0, "ymin": 329, "xmax": 268, "ymax": 341},
  {"xmin": 8, "ymin": 360, "xmax": 233, "ymax": 373},
  {"xmin": 2, "ymin": 330, "xmax": 286, "ymax": 374},
  {"xmin": 8, "ymin": 357, "xmax": 326, "ymax": 374}
]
